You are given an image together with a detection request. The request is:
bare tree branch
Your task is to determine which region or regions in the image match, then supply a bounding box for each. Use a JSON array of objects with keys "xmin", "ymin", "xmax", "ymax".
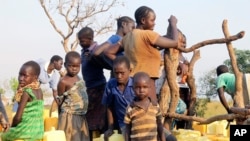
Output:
[{"xmin": 177, "ymin": 31, "xmax": 245, "ymax": 53}]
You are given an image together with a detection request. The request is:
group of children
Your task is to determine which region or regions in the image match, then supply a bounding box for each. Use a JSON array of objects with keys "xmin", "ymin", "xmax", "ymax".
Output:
[{"xmin": 0, "ymin": 5, "xmax": 190, "ymax": 141}]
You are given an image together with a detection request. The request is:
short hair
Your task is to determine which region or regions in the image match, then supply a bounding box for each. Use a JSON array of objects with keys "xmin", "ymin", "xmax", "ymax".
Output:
[
  {"xmin": 116, "ymin": 16, "xmax": 134, "ymax": 29},
  {"xmin": 50, "ymin": 55, "xmax": 63, "ymax": 63},
  {"xmin": 113, "ymin": 56, "xmax": 130, "ymax": 69},
  {"xmin": 134, "ymin": 6, "xmax": 154, "ymax": 25},
  {"xmin": 22, "ymin": 60, "xmax": 41, "ymax": 76},
  {"xmin": 216, "ymin": 65, "xmax": 229, "ymax": 76},
  {"xmin": 133, "ymin": 71, "xmax": 150, "ymax": 85},
  {"xmin": 65, "ymin": 51, "xmax": 81, "ymax": 63},
  {"xmin": 77, "ymin": 26, "xmax": 94, "ymax": 40}
]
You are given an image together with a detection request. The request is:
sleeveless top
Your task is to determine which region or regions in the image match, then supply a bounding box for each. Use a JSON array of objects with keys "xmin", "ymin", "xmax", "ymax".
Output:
[
  {"xmin": 1, "ymin": 88, "xmax": 44, "ymax": 141},
  {"xmin": 60, "ymin": 80, "xmax": 88, "ymax": 115}
]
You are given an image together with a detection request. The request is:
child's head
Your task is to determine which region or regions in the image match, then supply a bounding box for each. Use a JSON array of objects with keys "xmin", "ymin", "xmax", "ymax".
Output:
[
  {"xmin": 18, "ymin": 61, "xmax": 40, "ymax": 87},
  {"xmin": 77, "ymin": 26, "xmax": 94, "ymax": 48},
  {"xmin": 117, "ymin": 16, "xmax": 135, "ymax": 35},
  {"xmin": 133, "ymin": 72, "xmax": 151, "ymax": 100},
  {"xmin": 134, "ymin": 6, "xmax": 155, "ymax": 30},
  {"xmin": 50, "ymin": 55, "xmax": 63, "ymax": 71},
  {"xmin": 64, "ymin": 51, "xmax": 81, "ymax": 77},
  {"xmin": 113, "ymin": 56, "xmax": 131, "ymax": 84},
  {"xmin": 216, "ymin": 65, "xmax": 229, "ymax": 76}
]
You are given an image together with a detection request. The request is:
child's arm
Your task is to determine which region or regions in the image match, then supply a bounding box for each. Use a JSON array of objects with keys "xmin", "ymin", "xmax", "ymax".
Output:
[
  {"xmin": 125, "ymin": 124, "xmax": 131, "ymax": 141},
  {"xmin": 217, "ymin": 87, "xmax": 231, "ymax": 113},
  {"xmin": 0, "ymin": 112, "xmax": 10, "ymax": 132},
  {"xmin": 57, "ymin": 79, "xmax": 66, "ymax": 106},
  {"xmin": 104, "ymin": 107, "xmax": 115, "ymax": 139},
  {"xmin": 103, "ymin": 41, "xmax": 123, "ymax": 60},
  {"xmin": 12, "ymin": 92, "xmax": 30, "ymax": 127},
  {"xmin": 157, "ymin": 116, "xmax": 166, "ymax": 141}
]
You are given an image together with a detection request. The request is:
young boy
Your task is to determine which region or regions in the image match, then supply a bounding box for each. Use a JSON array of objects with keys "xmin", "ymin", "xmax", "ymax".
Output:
[
  {"xmin": 124, "ymin": 72, "xmax": 166, "ymax": 141},
  {"xmin": 78, "ymin": 26, "xmax": 107, "ymax": 140},
  {"xmin": 216, "ymin": 65, "xmax": 250, "ymax": 124},
  {"xmin": 101, "ymin": 56, "xmax": 135, "ymax": 139}
]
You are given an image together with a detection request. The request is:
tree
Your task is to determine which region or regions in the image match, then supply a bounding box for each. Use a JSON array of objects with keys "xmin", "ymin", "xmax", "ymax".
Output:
[
  {"xmin": 198, "ymin": 69, "xmax": 217, "ymax": 98},
  {"xmin": 223, "ymin": 48, "xmax": 250, "ymax": 73},
  {"xmin": 0, "ymin": 87, "xmax": 5, "ymax": 95},
  {"xmin": 39, "ymin": 0, "xmax": 124, "ymax": 52},
  {"xmin": 9, "ymin": 77, "xmax": 18, "ymax": 94}
]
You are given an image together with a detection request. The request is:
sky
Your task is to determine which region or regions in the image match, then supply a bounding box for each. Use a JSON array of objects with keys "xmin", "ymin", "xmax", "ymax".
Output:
[{"xmin": 0, "ymin": 0, "xmax": 250, "ymax": 94}]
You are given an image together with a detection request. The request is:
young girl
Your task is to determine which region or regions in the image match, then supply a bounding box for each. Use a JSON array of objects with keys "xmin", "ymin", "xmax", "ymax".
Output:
[
  {"xmin": 105, "ymin": 6, "xmax": 184, "ymax": 103},
  {"xmin": 1, "ymin": 61, "xmax": 44, "ymax": 141},
  {"xmin": 57, "ymin": 51, "xmax": 89, "ymax": 141}
]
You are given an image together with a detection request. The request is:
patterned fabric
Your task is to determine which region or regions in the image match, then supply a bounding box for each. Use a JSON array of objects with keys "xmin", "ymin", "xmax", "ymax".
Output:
[
  {"xmin": 85, "ymin": 84, "xmax": 106, "ymax": 131},
  {"xmin": 59, "ymin": 80, "xmax": 88, "ymax": 115},
  {"xmin": 124, "ymin": 99, "xmax": 162, "ymax": 141},
  {"xmin": 58, "ymin": 113, "xmax": 90, "ymax": 141},
  {"xmin": 1, "ymin": 88, "xmax": 44, "ymax": 141},
  {"xmin": 58, "ymin": 80, "xmax": 89, "ymax": 141},
  {"xmin": 14, "ymin": 81, "xmax": 40, "ymax": 102}
]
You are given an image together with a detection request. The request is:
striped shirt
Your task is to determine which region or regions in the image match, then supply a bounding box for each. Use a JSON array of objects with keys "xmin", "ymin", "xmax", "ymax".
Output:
[{"xmin": 124, "ymin": 99, "xmax": 162, "ymax": 141}]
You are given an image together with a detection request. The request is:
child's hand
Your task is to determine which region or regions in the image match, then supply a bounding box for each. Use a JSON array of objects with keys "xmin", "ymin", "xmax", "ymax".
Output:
[
  {"xmin": 168, "ymin": 15, "xmax": 177, "ymax": 26},
  {"xmin": 1, "ymin": 122, "xmax": 10, "ymax": 132}
]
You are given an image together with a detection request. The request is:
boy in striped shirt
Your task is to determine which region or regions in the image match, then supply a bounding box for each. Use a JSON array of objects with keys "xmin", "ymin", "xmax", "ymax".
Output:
[{"xmin": 124, "ymin": 72, "xmax": 165, "ymax": 141}]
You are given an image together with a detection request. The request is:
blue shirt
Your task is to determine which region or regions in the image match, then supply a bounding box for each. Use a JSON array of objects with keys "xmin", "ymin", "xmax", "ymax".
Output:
[
  {"xmin": 81, "ymin": 48, "xmax": 106, "ymax": 89},
  {"xmin": 102, "ymin": 77, "xmax": 135, "ymax": 128}
]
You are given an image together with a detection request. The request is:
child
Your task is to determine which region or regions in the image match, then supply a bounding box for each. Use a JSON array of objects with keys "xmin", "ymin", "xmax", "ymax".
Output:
[
  {"xmin": 57, "ymin": 51, "xmax": 89, "ymax": 141},
  {"xmin": 124, "ymin": 72, "xmax": 166, "ymax": 141},
  {"xmin": 102, "ymin": 56, "xmax": 135, "ymax": 139},
  {"xmin": 0, "ymin": 95, "xmax": 10, "ymax": 132},
  {"xmin": 1, "ymin": 61, "xmax": 44, "ymax": 141},
  {"xmin": 78, "ymin": 26, "xmax": 107, "ymax": 140},
  {"xmin": 105, "ymin": 6, "xmax": 184, "ymax": 103},
  {"xmin": 216, "ymin": 64, "xmax": 237, "ymax": 113},
  {"xmin": 93, "ymin": 16, "xmax": 135, "ymax": 78}
]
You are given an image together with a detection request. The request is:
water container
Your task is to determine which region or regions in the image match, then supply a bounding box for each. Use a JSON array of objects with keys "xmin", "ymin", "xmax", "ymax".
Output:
[
  {"xmin": 99, "ymin": 130, "xmax": 124, "ymax": 141},
  {"xmin": 44, "ymin": 117, "xmax": 58, "ymax": 131},
  {"xmin": 206, "ymin": 121, "xmax": 218, "ymax": 134},
  {"xmin": 50, "ymin": 110, "xmax": 58, "ymax": 118},
  {"xmin": 217, "ymin": 136, "xmax": 229, "ymax": 141},
  {"xmin": 43, "ymin": 127, "xmax": 66, "ymax": 141},
  {"xmin": 215, "ymin": 120, "xmax": 227, "ymax": 136},
  {"xmin": 43, "ymin": 109, "xmax": 50, "ymax": 119},
  {"xmin": 109, "ymin": 130, "xmax": 124, "ymax": 141},
  {"xmin": 192, "ymin": 121, "xmax": 207, "ymax": 134}
]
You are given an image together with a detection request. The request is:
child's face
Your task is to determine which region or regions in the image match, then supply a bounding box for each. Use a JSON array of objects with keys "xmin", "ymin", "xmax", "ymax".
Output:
[
  {"xmin": 65, "ymin": 57, "xmax": 81, "ymax": 77},
  {"xmin": 133, "ymin": 78, "xmax": 150, "ymax": 100},
  {"xmin": 18, "ymin": 65, "xmax": 37, "ymax": 87},
  {"xmin": 142, "ymin": 11, "xmax": 156, "ymax": 30},
  {"xmin": 53, "ymin": 59, "xmax": 63, "ymax": 71},
  {"xmin": 79, "ymin": 35, "xmax": 93, "ymax": 49},
  {"xmin": 113, "ymin": 62, "xmax": 130, "ymax": 84}
]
